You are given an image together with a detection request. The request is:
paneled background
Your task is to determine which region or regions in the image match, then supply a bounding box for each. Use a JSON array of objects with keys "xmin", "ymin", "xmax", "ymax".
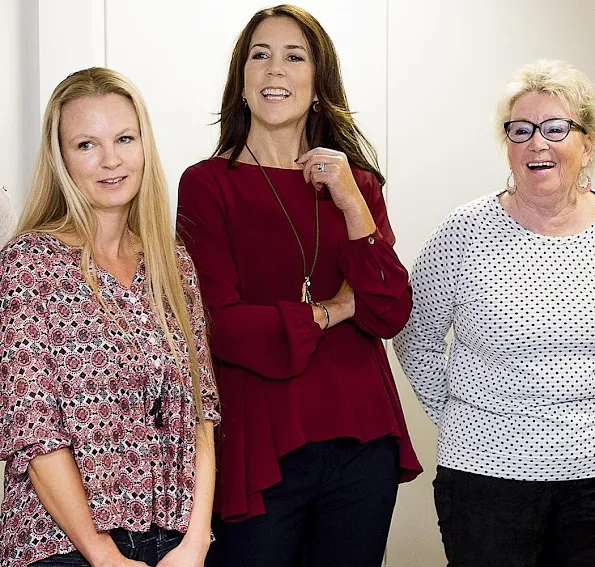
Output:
[{"xmin": 1, "ymin": 1, "xmax": 595, "ymax": 565}]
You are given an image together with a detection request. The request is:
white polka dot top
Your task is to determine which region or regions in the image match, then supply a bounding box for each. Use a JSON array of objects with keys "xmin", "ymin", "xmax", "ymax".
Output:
[{"xmin": 393, "ymin": 192, "xmax": 595, "ymax": 481}]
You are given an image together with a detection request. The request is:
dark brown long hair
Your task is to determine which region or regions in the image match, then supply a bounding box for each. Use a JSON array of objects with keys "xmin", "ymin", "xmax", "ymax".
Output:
[{"xmin": 213, "ymin": 4, "xmax": 385, "ymax": 186}]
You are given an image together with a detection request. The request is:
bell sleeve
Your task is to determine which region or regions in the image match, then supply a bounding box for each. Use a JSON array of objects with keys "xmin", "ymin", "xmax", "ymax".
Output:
[
  {"xmin": 177, "ymin": 164, "xmax": 324, "ymax": 381},
  {"xmin": 339, "ymin": 171, "xmax": 413, "ymax": 339}
]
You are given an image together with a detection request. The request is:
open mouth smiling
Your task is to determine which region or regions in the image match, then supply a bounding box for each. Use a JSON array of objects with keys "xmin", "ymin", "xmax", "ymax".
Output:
[
  {"xmin": 527, "ymin": 161, "xmax": 556, "ymax": 171},
  {"xmin": 261, "ymin": 88, "xmax": 291, "ymax": 101},
  {"xmin": 98, "ymin": 176, "xmax": 127, "ymax": 185}
]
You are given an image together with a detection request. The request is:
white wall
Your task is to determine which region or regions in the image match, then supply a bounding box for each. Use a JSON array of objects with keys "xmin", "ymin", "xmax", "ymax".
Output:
[
  {"xmin": 103, "ymin": 0, "xmax": 388, "ymax": 223},
  {"xmin": 0, "ymin": 0, "xmax": 106, "ymax": 214},
  {"xmin": 1, "ymin": 1, "xmax": 595, "ymax": 565},
  {"xmin": 0, "ymin": 0, "xmax": 39, "ymax": 217},
  {"xmin": 388, "ymin": 0, "xmax": 595, "ymax": 266}
]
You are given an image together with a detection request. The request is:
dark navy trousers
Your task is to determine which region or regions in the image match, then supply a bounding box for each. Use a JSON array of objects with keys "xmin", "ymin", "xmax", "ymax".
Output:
[{"xmin": 208, "ymin": 436, "xmax": 400, "ymax": 567}]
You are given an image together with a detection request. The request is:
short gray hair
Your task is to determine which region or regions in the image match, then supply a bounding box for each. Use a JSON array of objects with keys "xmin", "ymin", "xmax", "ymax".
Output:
[{"xmin": 495, "ymin": 59, "xmax": 595, "ymax": 173}]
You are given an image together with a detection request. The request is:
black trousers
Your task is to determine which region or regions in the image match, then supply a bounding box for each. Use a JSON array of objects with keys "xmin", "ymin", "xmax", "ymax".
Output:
[
  {"xmin": 433, "ymin": 466, "xmax": 595, "ymax": 567},
  {"xmin": 207, "ymin": 436, "xmax": 400, "ymax": 567}
]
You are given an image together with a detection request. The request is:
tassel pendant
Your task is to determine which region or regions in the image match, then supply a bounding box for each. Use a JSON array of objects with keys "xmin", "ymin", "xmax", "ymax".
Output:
[
  {"xmin": 301, "ymin": 276, "xmax": 313, "ymax": 304},
  {"xmin": 149, "ymin": 395, "xmax": 164, "ymax": 428}
]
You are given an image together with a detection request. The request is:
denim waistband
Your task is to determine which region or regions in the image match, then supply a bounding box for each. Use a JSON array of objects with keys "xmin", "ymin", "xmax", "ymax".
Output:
[{"xmin": 110, "ymin": 523, "xmax": 182, "ymax": 547}]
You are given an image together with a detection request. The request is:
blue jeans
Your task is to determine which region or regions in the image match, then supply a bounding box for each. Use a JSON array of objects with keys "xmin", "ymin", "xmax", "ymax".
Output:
[
  {"xmin": 30, "ymin": 523, "xmax": 183, "ymax": 566},
  {"xmin": 434, "ymin": 466, "xmax": 595, "ymax": 567}
]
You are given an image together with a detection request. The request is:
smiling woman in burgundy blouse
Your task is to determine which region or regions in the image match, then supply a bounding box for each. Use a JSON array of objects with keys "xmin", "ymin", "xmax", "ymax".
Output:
[{"xmin": 176, "ymin": 5, "xmax": 421, "ymax": 567}]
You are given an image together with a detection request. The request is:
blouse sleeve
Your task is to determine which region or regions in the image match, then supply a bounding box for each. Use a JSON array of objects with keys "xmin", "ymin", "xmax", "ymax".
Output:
[
  {"xmin": 338, "ymin": 172, "xmax": 413, "ymax": 339},
  {"xmin": 177, "ymin": 164, "xmax": 324, "ymax": 381},
  {"xmin": 392, "ymin": 208, "xmax": 472, "ymax": 424},
  {"xmin": 0, "ymin": 243, "xmax": 71, "ymax": 475},
  {"xmin": 178, "ymin": 248, "xmax": 220, "ymax": 425}
]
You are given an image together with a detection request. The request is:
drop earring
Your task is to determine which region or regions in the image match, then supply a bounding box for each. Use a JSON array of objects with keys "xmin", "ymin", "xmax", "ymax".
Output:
[
  {"xmin": 311, "ymin": 100, "xmax": 321, "ymax": 113},
  {"xmin": 577, "ymin": 169, "xmax": 592, "ymax": 194},
  {"xmin": 505, "ymin": 170, "xmax": 517, "ymax": 195},
  {"xmin": 241, "ymin": 96, "xmax": 248, "ymax": 108}
]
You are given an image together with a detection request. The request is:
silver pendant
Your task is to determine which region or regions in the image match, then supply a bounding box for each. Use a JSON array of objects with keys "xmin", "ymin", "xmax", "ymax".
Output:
[{"xmin": 301, "ymin": 277, "xmax": 312, "ymax": 303}]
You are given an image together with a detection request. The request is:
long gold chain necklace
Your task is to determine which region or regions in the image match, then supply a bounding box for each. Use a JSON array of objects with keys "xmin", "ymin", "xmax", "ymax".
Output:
[{"xmin": 245, "ymin": 144, "xmax": 320, "ymax": 303}]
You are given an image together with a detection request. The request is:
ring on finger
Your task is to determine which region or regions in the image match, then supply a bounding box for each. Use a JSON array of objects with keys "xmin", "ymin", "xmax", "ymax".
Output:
[{"xmin": 316, "ymin": 163, "xmax": 325, "ymax": 173}]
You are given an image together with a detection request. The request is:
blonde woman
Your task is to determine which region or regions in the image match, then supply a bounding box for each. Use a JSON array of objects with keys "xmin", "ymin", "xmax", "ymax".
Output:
[
  {"xmin": 0, "ymin": 68, "xmax": 219, "ymax": 567},
  {"xmin": 395, "ymin": 60, "xmax": 595, "ymax": 566}
]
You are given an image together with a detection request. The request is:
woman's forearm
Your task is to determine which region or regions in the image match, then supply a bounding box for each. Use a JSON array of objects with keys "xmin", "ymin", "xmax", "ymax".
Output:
[
  {"xmin": 28, "ymin": 448, "xmax": 123, "ymax": 567},
  {"xmin": 342, "ymin": 197, "xmax": 377, "ymax": 240},
  {"xmin": 181, "ymin": 421, "xmax": 216, "ymax": 551}
]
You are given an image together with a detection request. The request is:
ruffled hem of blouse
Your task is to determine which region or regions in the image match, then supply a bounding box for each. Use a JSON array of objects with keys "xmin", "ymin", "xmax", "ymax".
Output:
[{"xmin": 214, "ymin": 340, "xmax": 422, "ymax": 521}]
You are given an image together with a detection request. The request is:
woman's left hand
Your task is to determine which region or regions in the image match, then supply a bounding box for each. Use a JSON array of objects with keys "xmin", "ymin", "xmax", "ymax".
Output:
[
  {"xmin": 156, "ymin": 539, "xmax": 209, "ymax": 567},
  {"xmin": 297, "ymin": 147, "xmax": 377, "ymax": 239},
  {"xmin": 296, "ymin": 147, "xmax": 364, "ymax": 213}
]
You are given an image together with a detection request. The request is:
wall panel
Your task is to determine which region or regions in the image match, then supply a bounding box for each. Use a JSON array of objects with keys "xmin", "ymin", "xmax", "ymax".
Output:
[
  {"xmin": 104, "ymin": 0, "xmax": 388, "ymax": 215},
  {"xmin": 386, "ymin": 1, "xmax": 595, "ymax": 565}
]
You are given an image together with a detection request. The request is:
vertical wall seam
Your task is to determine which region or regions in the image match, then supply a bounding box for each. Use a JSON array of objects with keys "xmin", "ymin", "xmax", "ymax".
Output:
[
  {"xmin": 382, "ymin": 6, "xmax": 391, "ymax": 564},
  {"xmin": 384, "ymin": 0, "xmax": 390, "ymax": 209},
  {"xmin": 103, "ymin": 0, "xmax": 107, "ymax": 66}
]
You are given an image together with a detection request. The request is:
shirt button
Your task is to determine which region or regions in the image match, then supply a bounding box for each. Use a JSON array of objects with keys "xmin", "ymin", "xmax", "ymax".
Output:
[
  {"xmin": 155, "ymin": 358, "xmax": 161, "ymax": 368},
  {"xmin": 368, "ymin": 236, "xmax": 375, "ymax": 245}
]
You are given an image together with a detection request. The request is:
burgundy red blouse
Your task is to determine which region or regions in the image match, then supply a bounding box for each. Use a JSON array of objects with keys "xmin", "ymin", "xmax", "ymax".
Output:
[
  {"xmin": 0, "ymin": 233, "xmax": 219, "ymax": 566},
  {"xmin": 177, "ymin": 158, "xmax": 422, "ymax": 522}
]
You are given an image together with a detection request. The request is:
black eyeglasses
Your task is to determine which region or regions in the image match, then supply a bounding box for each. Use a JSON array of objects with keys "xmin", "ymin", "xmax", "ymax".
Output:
[{"xmin": 504, "ymin": 118, "xmax": 587, "ymax": 143}]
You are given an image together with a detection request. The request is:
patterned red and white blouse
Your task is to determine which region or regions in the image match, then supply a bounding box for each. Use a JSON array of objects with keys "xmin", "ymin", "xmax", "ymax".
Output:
[{"xmin": 0, "ymin": 232, "xmax": 220, "ymax": 567}]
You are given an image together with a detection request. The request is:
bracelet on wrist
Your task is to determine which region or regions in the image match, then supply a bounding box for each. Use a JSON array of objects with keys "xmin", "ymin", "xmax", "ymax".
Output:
[{"xmin": 313, "ymin": 301, "xmax": 330, "ymax": 330}]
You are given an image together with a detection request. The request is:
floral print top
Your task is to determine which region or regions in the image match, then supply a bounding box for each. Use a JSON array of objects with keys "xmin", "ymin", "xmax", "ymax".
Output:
[{"xmin": 0, "ymin": 232, "xmax": 219, "ymax": 566}]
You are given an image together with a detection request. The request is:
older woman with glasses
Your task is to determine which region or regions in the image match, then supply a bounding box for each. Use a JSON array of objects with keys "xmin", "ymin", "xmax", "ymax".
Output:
[{"xmin": 394, "ymin": 59, "xmax": 595, "ymax": 567}]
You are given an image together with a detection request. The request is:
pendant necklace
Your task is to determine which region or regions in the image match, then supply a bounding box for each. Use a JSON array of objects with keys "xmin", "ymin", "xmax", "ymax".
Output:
[{"xmin": 246, "ymin": 144, "xmax": 320, "ymax": 303}]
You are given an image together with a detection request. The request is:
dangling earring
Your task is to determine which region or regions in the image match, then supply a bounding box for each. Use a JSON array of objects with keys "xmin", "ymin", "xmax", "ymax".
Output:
[
  {"xmin": 241, "ymin": 96, "xmax": 248, "ymax": 108},
  {"xmin": 505, "ymin": 170, "xmax": 517, "ymax": 195},
  {"xmin": 311, "ymin": 100, "xmax": 321, "ymax": 113},
  {"xmin": 577, "ymin": 169, "xmax": 592, "ymax": 194}
]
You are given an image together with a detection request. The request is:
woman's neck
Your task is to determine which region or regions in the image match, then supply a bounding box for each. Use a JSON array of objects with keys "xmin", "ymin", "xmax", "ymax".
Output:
[
  {"xmin": 93, "ymin": 210, "xmax": 133, "ymax": 259},
  {"xmin": 54, "ymin": 209, "xmax": 132, "ymax": 259},
  {"xmin": 242, "ymin": 125, "xmax": 309, "ymax": 169},
  {"xmin": 500, "ymin": 189, "xmax": 595, "ymax": 236}
]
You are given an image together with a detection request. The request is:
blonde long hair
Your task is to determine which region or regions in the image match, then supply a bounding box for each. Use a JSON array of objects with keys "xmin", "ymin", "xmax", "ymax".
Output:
[{"xmin": 18, "ymin": 67, "xmax": 205, "ymax": 418}]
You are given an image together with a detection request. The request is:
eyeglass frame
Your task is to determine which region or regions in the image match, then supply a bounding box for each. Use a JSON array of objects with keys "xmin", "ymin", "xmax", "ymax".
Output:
[{"xmin": 503, "ymin": 118, "xmax": 588, "ymax": 144}]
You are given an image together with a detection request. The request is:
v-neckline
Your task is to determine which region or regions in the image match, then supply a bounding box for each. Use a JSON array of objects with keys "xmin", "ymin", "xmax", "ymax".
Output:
[{"xmin": 44, "ymin": 232, "xmax": 144, "ymax": 291}]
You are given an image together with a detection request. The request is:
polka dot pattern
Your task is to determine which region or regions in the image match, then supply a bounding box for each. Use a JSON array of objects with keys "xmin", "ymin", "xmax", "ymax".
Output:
[{"xmin": 393, "ymin": 192, "xmax": 595, "ymax": 481}]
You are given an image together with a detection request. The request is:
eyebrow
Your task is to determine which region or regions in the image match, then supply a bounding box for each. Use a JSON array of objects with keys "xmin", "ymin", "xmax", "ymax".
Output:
[{"xmin": 250, "ymin": 43, "xmax": 308, "ymax": 52}]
